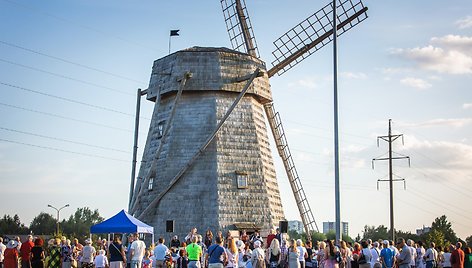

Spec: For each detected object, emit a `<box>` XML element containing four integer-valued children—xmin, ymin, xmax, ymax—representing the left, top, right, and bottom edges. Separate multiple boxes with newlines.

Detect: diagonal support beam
<box><xmin>136</xmin><ymin>68</ymin><xmax>262</xmax><ymax>219</ymax></box>
<box><xmin>130</xmin><ymin>71</ymin><xmax>192</xmax><ymax>214</ymax></box>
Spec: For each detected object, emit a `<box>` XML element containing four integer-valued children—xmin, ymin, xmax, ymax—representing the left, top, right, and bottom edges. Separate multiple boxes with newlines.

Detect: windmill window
<box><xmin>157</xmin><ymin>121</ymin><xmax>165</xmax><ymax>139</ymax></box>
<box><xmin>148</xmin><ymin>177</ymin><xmax>154</xmax><ymax>191</ymax></box>
<box><xmin>236</xmin><ymin>172</ymin><xmax>248</xmax><ymax>189</ymax></box>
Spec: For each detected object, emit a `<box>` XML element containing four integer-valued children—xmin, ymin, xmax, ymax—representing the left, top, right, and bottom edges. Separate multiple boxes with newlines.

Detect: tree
<box><xmin>29</xmin><ymin>212</ymin><xmax>56</xmax><ymax>235</ymax></box>
<box><xmin>363</xmin><ymin>225</ymin><xmax>389</xmax><ymax>241</ymax></box>
<box><xmin>395</xmin><ymin>230</ymin><xmax>419</xmax><ymax>243</ymax></box>
<box><xmin>0</xmin><ymin>214</ymin><xmax>29</xmax><ymax>234</ymax></box>
<box><xmin>311</xmin><ymin>232</ymin><xmax>327</xmax><ymax>244</ymax></box>
<box><xmin>431</xmin><ymin>215</ymin><xmax>458</xmax><ymax>243</ymax></box>
<box><xmin>466</xmin><ymin>235</ymin><xmax>472</xmax><ymax>248</ymax></box>
<box><xmin>61</xmin><ymin>207</ymin><xmax>104</xmax><ymax>240</ymax></box>
<box><xmin>425</xmin><ymin>229</ymin><xmax>446</xmax><ymax>248</ymax></box>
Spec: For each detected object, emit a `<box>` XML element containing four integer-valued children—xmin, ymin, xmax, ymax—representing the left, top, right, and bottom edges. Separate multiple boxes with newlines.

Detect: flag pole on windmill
<box><xmin>169</xmin><ymin>29</ymin><xmax>180</xmax><ymax>54</ymax></box>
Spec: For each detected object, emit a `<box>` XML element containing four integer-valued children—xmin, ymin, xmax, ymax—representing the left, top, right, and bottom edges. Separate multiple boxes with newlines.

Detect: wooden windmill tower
<box><xmin>129</xmin><ymin>0</ymin><xmax>368</xmax><ymax>239</ymax></box>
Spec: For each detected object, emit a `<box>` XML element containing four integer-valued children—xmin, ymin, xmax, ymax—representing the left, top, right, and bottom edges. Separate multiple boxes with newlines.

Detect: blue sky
<box><xmin>0</xmin><ymin>0</ymin><xmax>471</xmax><ymax>239</ymax></box>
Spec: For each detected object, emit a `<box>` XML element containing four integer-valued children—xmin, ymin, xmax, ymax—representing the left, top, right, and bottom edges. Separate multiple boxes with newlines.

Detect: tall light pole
<box><xmin>48</xmin><ymin>204</ymin><xmax>69</xmax><ymax>235</ymax></box>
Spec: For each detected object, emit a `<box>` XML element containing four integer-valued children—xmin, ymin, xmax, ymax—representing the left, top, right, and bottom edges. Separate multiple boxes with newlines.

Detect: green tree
<box><xmin>466</xmin><ymin>235</ymin><xmax>472</xmax><ymax>248</ymax></box>
<box><xmin>395</xmin><ymin>230</ymin><xmax>420</xmax><ymax>243</ymax></box>
<box><xmin>425</xmin><ymin>229</ymin><xmax>446</xmax><ymax>248</ymax></box>
<box><xmin>363</xmin><ymin>225</ymin><xmax>389</xmax><ymax>241</ymax></box>
<box><xmin>29</xmin><ymin>212</ymin><xmax>56</xmax><ymax>235</ymax></box>
<box><xmin>311</xmin><ymin>232</ymin><xmax>327</xmax><ymax>244</ymax></box>
<box><xmin>61</xmin><ymin>207</ymin><xmax>104</xmax><ymax>240</ymax></box>
<box><xmin>0</xmin><ymin>214</ymin><xmax>29</xmax><ymax>234</ymax></box>
<box><xmin>431</xmin><ymin>215</ymin><xmax>457</xmax><ymax>243</ymax></box>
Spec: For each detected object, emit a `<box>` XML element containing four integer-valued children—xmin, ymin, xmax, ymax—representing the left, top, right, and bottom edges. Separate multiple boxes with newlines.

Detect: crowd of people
<box><xmin>1</xmin><ymin>230</ymin><xmax>471</xmax><ymax>268</ymax></box>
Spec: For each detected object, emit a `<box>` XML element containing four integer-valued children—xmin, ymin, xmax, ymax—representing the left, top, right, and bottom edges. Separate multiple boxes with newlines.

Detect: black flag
<box><xmin>170</xmin><ymin>30</ymin><xmax>180</xmax><ymax>36</ymax></box>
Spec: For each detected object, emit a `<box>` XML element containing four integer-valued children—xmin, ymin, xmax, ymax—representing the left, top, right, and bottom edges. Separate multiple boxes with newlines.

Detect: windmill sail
<box><xmin>268</xmin><ymin>0</ymin><xmax>368</xmax><ymax>77</ymax></box>
<box><xmin>221</xmin><ymin>0</ymin><xmax>259</xmax><ymax>57</ymax></box>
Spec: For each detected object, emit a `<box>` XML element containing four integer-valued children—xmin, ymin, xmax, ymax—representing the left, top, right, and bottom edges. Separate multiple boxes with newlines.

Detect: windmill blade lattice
<box><xmin>269</xmin><ymin>0</ymin><xmax>368</xmax><ymax>77</ymax></box>
<box><xmin>221</xmin><ymin>0</ymin><xmax>259</xmax><ymax>57</ymax></box>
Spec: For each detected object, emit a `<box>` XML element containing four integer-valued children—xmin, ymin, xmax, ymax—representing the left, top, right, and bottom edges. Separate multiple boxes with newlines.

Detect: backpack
<box><xmin>255</xmin><ymin>250</ymin><xmax>265</xmax><ymax>268</ymax></box>
<box><xmin>358</xmin><ymin>251</ymin><xmax>367</xmax><ymax>265</ymax></box>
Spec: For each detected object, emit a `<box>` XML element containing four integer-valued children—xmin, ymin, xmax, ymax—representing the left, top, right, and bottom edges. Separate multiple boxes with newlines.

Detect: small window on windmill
<box><xmin>148</xmin><ymin>177</ymin><xmax>154</xmax><ymax>191</ymax></box>
<box><xmin>157</xmin><ymin>120</ymin><xmax>165</xmax><ymax>139</ymax></box>
<box><xmin>236</xmin><ymin>172</ymin><xmax>248</xmax><ymax>189</ymax></box>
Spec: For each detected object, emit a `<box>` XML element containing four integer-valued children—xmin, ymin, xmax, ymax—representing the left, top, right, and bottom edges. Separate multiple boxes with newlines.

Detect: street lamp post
<box><xmin>47</xmin><ymin>204</ymin><xmax>69</xmax><ymax>235</ymax></box>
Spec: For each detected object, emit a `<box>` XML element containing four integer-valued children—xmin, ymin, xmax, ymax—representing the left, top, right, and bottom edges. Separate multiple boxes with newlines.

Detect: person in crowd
<box><xmin>4</xmin><ymin>240</ymin><xmax>18</xmax><ymax>268</ymax></box>
<box><xmin>186</xmin><ymin>228</ymin><xmax>198</xmax><ymax>245</ymax></box>
<box><xmin>396</xmin><ymin>238</ymin><xmax>412</xmax><ymax>268</ymax></box>
<box><xmin>407</xmin><ymin>240</ymin><xmax>417</xmax><ymax>268</ymax></box>
<box><xmin>197</xmin><ymin>235</ymin><xmax>207</xmax><ymax>268</ymax></box>
<box><xmin>379</xmin><ymin>241</ymin><xmax>394</xmax><ymax>268</ymax></box>
<box><xmin>236</xmin><ymin>241</ymin><xmax>246</xmax><ymax>268</ymax></box>
<box><xmin>267</xmin><ymin>239</ymin><xmax>281</xmax><ymax>268</ymax></box>
<box><xmin>463</xmin><ymin>248</ymin><xmax>472</xmax><ymax>268</ymax></box>
<box><xmin>205</xmin><ymin>230</ymin><xmax>214</xmax><ymax>249</ymax></box>
<box><xmin>61</xmin><ymin>239</ymin><xmax>73</xmax><ymax>268</ymax></box>
<box><xmin>370</xmin><ymin>242</ymin><xmax>380</xmax><ymax>268</ymax></box>
<box><xmin>266</xmin><ymin>229</ymin><xmax>276</xmax><ymax>250</ymax></box>
<box><xmin>324</xmin><ymin>240</ymin><xmax>339</xmax><ymax>268</ymax></box>
<box><xmin>275</xmin><ymin>229</ymin><xmax>282</xmax><ymax>245</ymax></box>
<box><xmin>436</xmin><ymin>246</ymin><xmax>444</xmax><ymax>268</ymax></box>
<box><xmin>0</xmin><ymin>237</ymin><xmax>6</xmax><ymax>268</ymax></box>
<box><xmin>225</xmin><ymin>237</ymin><xmax>238</xmax><ymax>268</ymax></box>
<box><xmin>358</xmin><ymin>241</ymin><xmax>372</xmax><ymax>268</ymax></box>
<box><xmin>30</xmin><ymin>238</ymin><xmax>45</xmax><ymax>268</ymax></box>
<box><xmin>305</xmin><ymin>241</ymin><xmax>314</xmax><ymax>268</ymax></box>
<box><xmin>279</xmin><ymin>237</ymin><xmax>288</xmax><ymax>268</ymax></box>
<box><xmin>451</xmin><ymin>242</ymin><xmax>465</xmax><ymax>268</ymax></box>
<box><xmin>206</xmin><ymin>237</ymin><xmax>228</xmax><ymax>268</ymax></box>
<box><xmin>250</xmin><ymin>232</ymin><xmax>262</xmax><ymax>251</ymax></box>
<box><xmin>317</xmin><ymin>242</ymin><xmax>326</xmax><ymax>268</ymax></box>
<box><xmin>244</xmin><ymin>242</ymin><xmax>253</xmax><ymax>268</ymax></box>
<box><xmin>130</xmin><ymin>233</ymin><xmax>146</xmax><ymax>268</ymax></box>
<box><xmin>20</xmin><ymin>235</ymin><xmax>34</xmax><ymax>268</ymax></box>
<box><xmin>154</xmin><ymin>237</ymin><xmax>169</xmax><ymax>268</ymax></box>
<box><xmin>81</xmin><ymin>239</ymin><xmax>96</xmax><ymax>268</ymax></box>
<box><xmin>416</xmin><ymin>242</ymin><xmax>426</xmax><ymax>268</ymax></box>
<box><xmin>171</xmin><ymin>236</ymin><xmax>181</xmax><ymax>249</ymax></box>
<box><xmin>339</xmin><ymin>240</ymin><xmax>351</xmax><ymax>268</ymax></box>
<box><xmin>126</xmin><ymin>235</ymin><xmax>135</xmax><ymax>268</ymax></box>
<box><xmin>177</xmin><ymin>249</ymin><xmax>188</xmax><ymax>268</ymax></box>
<box><xmin>187</xmin><ymin>236</ymin><xmax>202</xmax><ymax>268</ymax></box>
<box><xmin>240</xmin><ymin>231</ymin><xmax>249</xmax><ymax>245</ymax></box>
<box><xmin>94</xmin><ymin>249</ymin><xmax>109</xmax><ymax>268</ymax></box>
<box><xmin>441</xmin><ymin>245</ymin><xmax>453</xmax><ymax>268</ymax></box>
<box><xmin>142</xmin><ymin>250</ymin><xmax>153</xmax><ymax>268</ymax></box>
<box><xmin>49</xmin><ymin>238</ymin><xmax>62</xmax><ymax>268</ymax></box>
<box><xmin>297</xmin><ymin>240</ymin><xmax>308</xmax><ymax>268</ymax></box>
<box><xmin>424</xmin><ymin>242</ymin><xmax>438</xmax><ymax>268</ymax></box>
<box><xmin>252</xmin><ymin>240</ymin><xmax>266</xmax><ymax>268</ymax></box>
<box><xmin>109</xmin><ymin>235</ymin><xmax>127</xmax><ymax>268</ymax></box>
<box><xmin>288</xmin><ymin>240</ymin><xmax>300</xmax><ymax>268</ymax></box>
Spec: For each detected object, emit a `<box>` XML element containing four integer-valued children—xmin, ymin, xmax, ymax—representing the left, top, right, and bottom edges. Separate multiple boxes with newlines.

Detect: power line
<box><xmin>0</xmin><ymin>137</ymin><xmax>128</xmax><ymax>162</ymax></box>
<box><xmin>0</xmin><ymin>102</ymin><xmax>133</xmax><ymax>133</ymax></box>
<box><xmin>1</xmin><ymin>0</ymin><xmax>159</xmax><ymax>53</ymax></box>
<box><xmin>0</xmin><ymin>40</ymin><xmax>145</xmax><ymax>84</ymax></box>
<box><xmin>0</xmin><ymin>81</ymin><xmax>150</xmax><ymax>120</ymax></box>
<box><xmin>0</xmin><ymin>126</ymin><xmax>130</xmax><ymax>154</ymax></box>
<box><xmin>0</xmin><ymin>58</ymin><xmax>133</xmax><ymax>96</ymax></box>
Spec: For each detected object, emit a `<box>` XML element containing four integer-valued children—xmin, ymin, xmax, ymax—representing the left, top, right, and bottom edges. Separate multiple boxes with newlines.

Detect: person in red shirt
<box><xmin>20</xmin><ymin>235</ymin><xmax>35</xmax><ymax>268</ymax></box>
<box><xmin>266</xmin><ymin>228</ymin><xmax>276</xmax><ymax>249</ymax></box>
<box><xmin>4</xmin><ymin>240</ymin><xmax>18</xmax><ymax>268</ymax></box>
<box><xmin>451</xmin><ymin>242</ymin><xmax>465</xmax><ymax>268</ymax></box>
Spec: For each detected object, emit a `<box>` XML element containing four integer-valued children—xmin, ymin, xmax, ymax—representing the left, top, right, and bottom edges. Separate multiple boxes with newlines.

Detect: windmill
<box><xmin>128</xmin><ymin>0</ymin><xmax>368</xmax><ymax>239</ymax></box>
<box><xmin>220</xmin><ymin>0</ymin><xmax>368</xmax><ymax>237</ymax></box>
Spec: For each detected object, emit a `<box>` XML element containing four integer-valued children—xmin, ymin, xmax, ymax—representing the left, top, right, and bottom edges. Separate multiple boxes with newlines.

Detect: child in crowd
<box><xmin>94</xmin><ymin>249</ymin><xmax>109</xmax><ymax>268</ymax></box>
<box><xmin>143</xmin><ymin>250</ymin><xmax>153</xmax><ymax>268</ymax></box>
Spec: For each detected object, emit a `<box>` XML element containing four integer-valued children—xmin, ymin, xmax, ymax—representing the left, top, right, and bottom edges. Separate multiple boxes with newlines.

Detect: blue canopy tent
<box><xmin>90</xmin><ymin>209</ymin><xmax>154</xmax><ymax>243</ymax></box>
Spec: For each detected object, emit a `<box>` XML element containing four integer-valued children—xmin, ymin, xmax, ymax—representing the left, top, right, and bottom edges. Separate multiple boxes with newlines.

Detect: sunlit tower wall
<box><xmin>132</xmin><ymin>47</ymin><xmax>285</xmax><ymax>237</ymax></box>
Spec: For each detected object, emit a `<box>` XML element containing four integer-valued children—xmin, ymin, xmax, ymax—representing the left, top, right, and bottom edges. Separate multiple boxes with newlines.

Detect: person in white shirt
<box><xmin>371</xmin><ymin>242</ymin><xmax>381</xmax><ymax>268</ymax></box>
<box><xmin>297</xmin><ymin>239</ymin><xmax>308</xmax><ymax>268</ymax></box>
<box><xmin>130</xmin><ymin>233</ymin><xmax>146</xmax><ymax>268</ymax></box>
<box><xmin>407</xmin><ymin>240</ymin><xmax>417</xmax><ymax>268</ymax></box>
<box><xmin>94</xmin><ymin>250</ymin><xmax>109</xmax><ymax>268</ymax></box>
<box><xmin>0</xmin><ymin>237</ymin><xmax>6</xmax><ymax>268</ymax></box>
<box><xmin>153</xmin><ymin>237</ymin><xmax>169</xmax><ymax>268</ymax></box>
<box><xmin>424</xmin><ymin>243</ymin><xmax>438</xmax><ymax>268</ymax></box>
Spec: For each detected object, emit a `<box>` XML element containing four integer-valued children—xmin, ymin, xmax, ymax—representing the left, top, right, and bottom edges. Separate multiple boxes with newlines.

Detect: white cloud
<box><xmin>400</xmin><ymin>77</ymin><xmax>432</xmax><ymax>90</ymax></box>
<box><xmin>431</xmin><ymin>35</ymin><xmax>472</xmax><ymax>54</ymax></box>
<box><xmin>398</xmin><ymin>118</ymin><xmax>472</xmax><ymax>128</ymax></box>
<box><xmin>341</xmin><ymin>72</ymin><xmax>367</xmax><ymax>79</ymax></box>
<box><xmin>456</xmin><ymin>16</ymin><xmax>472</xmax><ymax>29</ymax></box>
<box><xmin>288</xmin><ymin>78</ymin><xmax>317</xmax><ymax>90</ymax></box>
<box><xmin>463</xmin><ymin>103</ymin><xmax>472</xmax><ymax>109</ymax></box>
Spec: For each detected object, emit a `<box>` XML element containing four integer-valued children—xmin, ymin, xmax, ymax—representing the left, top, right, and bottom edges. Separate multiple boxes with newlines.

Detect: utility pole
<box><xmin>372</xmin><ymin>119</ymin><xmax>410</xmax><ymax>241</ymax></box>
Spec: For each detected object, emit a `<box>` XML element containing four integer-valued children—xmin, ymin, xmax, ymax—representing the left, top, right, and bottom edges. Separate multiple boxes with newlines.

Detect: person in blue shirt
<box><xmin>206</xmin><ymin>237</ymin><xmax>228</xmax><ymax>268</ymax></box>
<box><xmin>380</xmin><ymin>240</ymin><xmax>395</xmax><ymax>268</ymax></box>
